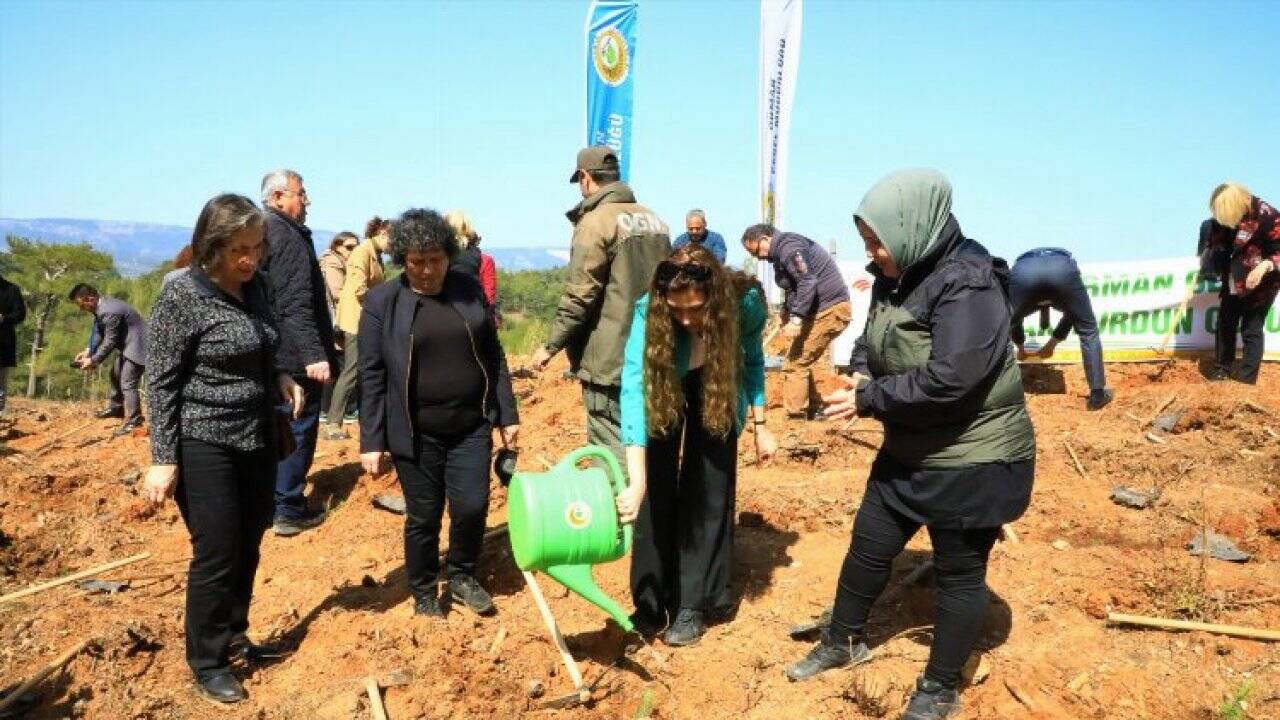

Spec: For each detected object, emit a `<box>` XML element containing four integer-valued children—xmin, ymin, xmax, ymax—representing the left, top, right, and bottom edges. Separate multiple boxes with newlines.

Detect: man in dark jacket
<box><xmin>1008</xmin><ymin>248</ymin><xmax>1114</xmax><ymax>410</ymax></box>
<box><xmin>742</xmin><ymin>224</ymin><xmax>852</xmax><ymax>419</ymax></box>
<box><xmin>530</xmin><ymin>146</ymin><xmax>671</xmax><ymax>465</ymax></box>
<box><xmin>70</xmin><ymin>284</ymin><xmax>147</xmax><ymax>436</ymax></box>
<box><xmin>0</xmin><ymin>273</ymin><xmax>26</xmax><ymax>416</ymax></box>
<box><xmin>259</xmin><ymin>168</ymin><xmax>339</xmax><ymax>536</ymax></box>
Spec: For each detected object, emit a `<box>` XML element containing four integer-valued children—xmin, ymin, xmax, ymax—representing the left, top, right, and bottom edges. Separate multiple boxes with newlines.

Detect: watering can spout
<box><xmin>544</xmin><ymin>564</ymin><xmax>635</xmax><ymax>633</ymax></box>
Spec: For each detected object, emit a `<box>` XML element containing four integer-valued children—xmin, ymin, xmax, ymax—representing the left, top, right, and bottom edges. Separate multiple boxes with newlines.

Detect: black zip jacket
<box><xmin>768</xmin><ymin>231</ymin><xmax>850</xmax><ymax>318</ymax></box>
<box><xmin>260</xmin><ymin>208</ymin><xmax>339</xmax><ymax>376</ymax></box>
<box><xmin>0</xmin><ymin>275</ymin><xmax>27</xmax><ymax>368</ymax></box>
<box><xmin>849</xmin><ymin>219</ymin><xmax>1024</xmax><ymax>430</ymax></box>
<box><xmin>358</xmin><ymin>271</ymin><xmax>518</xmax><ymax>459</ymax></box>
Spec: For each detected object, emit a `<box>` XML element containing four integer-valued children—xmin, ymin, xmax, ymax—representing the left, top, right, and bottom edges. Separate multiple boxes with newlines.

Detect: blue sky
<box><xmin>1</xmin><ymin>0</ymin><xmax>1276</xmax><ymax>268</ymax></box>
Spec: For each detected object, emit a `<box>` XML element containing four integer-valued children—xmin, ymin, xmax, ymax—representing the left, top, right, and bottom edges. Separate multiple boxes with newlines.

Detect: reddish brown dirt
<box><xmin>2</xmin><ymin>358</ymin><xmax>1278</xmax><ymax>719</ymax></box>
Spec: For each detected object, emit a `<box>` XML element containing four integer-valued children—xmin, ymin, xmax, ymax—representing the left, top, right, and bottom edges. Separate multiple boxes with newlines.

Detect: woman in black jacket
<box><xmin>143</xmin><ymin>194</ymin><xmax>304</xmax><ymax>705</ymax></box>
<box><xmin>785</xmin><ymin>170</ymin><xmax>1035</xmax><ymax>720</ymax></box>
<box><xmin>358</xmin><ymin>208</ymin><xmax>519</xmax><ymax>618</ymax></box>
<box><xmin>0</xmin><ymin>272</ymin><xmax>26</xmax><ymax>416</ymax></box>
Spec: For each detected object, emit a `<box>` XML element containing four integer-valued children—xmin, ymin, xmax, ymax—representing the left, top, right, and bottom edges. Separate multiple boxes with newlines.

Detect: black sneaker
<box><xmin>628</xmin><ymin>611</ymin><xmax>666</xmax><ymax>638</ymax></box>
<box><xmin>195</xmin><ymin>670</ymin><xmax>246</xmax><ymax>704</ymax></box>
<box><xmin>448</xmin><ymin>575</ymin><xmax>496</xmax><ymax>616</ymax></box>
<box><xmin>663</xmin><ymin>608</ymin><xmax>706</xmax><ymax>647</ymax></box>
<box><xmin>94</xmin><ymin>406</ymin><xmax>125</xmax><ymax>419</ymax></box>
<box><xmin>784</xmin><ymin>638</ymin><xmax>871</xmax><ymax>681</ymax></box>
<box><xmin>272</xmin><ymin>507</ymin><xmax>327</xmax><ymax>537</ymax></box>
<box><xmin>414</xmin><ymin>591</ymin><xmax>444</xmax><ymax>618</ymax></box>
<box><xmin>707</xmin><ymin>602</ymin><xmax>739</xmax><ymax>624</ymax></box>
<box><xmin>902</xmin><ymin>677</ymin><xmax>960</xmax><ymax>719</ymax></box>
<box><xmin>112</xmin><ymin>416</ymin><xmax>144</xmax><ymax>438</ymax></box>
<box><xmin>228</xmin><ymin>633</ymin><xmax>289</xmax><ymax>664</ymax></box>
<box><xmin>1085</xmin><ymin>389</ymin><xmax>1114</xmax><ymax>411</ymax></box>
<box><xmin>1207</xmin><ymin>367</ymin><xmax>1231</xmax><ymax>382</ymax></box>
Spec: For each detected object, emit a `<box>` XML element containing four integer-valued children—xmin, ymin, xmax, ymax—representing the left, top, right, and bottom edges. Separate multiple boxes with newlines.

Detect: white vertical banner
<box><xmin>758</xmin><ymin>0</ymin><xmax>802</xmax><ymax>304</ymax></box>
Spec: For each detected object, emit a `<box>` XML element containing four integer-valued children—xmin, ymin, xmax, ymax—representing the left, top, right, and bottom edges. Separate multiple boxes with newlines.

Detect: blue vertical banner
<box><xmin>585</xmin><ymin>1</ymin><xmax>637</xmax><ymax>181</ymax></box>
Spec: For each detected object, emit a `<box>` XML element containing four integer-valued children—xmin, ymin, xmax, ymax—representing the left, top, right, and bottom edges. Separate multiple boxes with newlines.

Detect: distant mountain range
<box><xmin>0</xmin><ymin>218</ymin><xmax>569</xmax><ymax>275</ymax></box>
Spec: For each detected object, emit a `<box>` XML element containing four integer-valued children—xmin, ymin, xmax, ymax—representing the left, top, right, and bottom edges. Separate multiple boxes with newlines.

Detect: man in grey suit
<box><xmin>70</xmin><ymin>283</ymin><xmax>147</xmax><ymax>437</ymax></box>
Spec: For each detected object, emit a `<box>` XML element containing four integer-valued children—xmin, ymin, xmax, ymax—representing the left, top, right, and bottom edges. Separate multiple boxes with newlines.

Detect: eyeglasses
<box><xmin>655</xmin><ymin>260</ymin><xmax>712</xmax><ymax>289</ymax></box>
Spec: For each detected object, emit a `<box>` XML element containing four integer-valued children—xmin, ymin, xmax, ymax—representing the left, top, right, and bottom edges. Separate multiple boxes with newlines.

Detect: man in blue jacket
<box><xmin>672</xmin><ymin>209</ymin><xmax>727</xmax><ymax>264</ymax></box>
<box><xmin>742</xmin><ymin>224</ymin><xmax>851</xmax><ymax>419</ymax></box>
<box><xmin>70</xmin><ymin>284</ymin><xmax>147</xmax><ymax>436</ymax></box>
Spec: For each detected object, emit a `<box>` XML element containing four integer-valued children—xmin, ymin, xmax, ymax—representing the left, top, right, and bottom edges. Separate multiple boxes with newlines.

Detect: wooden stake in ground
<box><xmin>0</xmin><ymin>552</ymin><xmax>151</xmax><ymax>604</ymax></box>
<box><xmin>1157</xmin><ymin>284</ymin><xmax>1196</xmax><ymax>354</ymax></box>
<box><xmin>1106</xmin><ymin>613</ymin><xmax>1280</xmax><ymax>642</ymax></box>
<box><xmin>522</xmin><ymin>570</ymin><xmax>590</xmax><ymax>704</ymax></box>
<box><xmin>488</xmin><ymin>627</ymin><xmax>508</xmax><ymax>657</ymax></box>
<box><xmin>1064</xmin><ymin>442</ymin><xmax>1088</xmax><ymax>480</ymax></box>
<box><xmin>28</xmin><ymin>419</ymin><xmax>95</xmax><ymax>458</ymax></box>
<box><xmin>365</xmin><ymin>677</ymin><xmax>388</xmax><ymax>720</ymax></box>
<box><xmin>0</xmin><ymin>637</ymin><xmax>95</xmax><ymax>713</ymax></box>
<box><xmin>1000</xmin><ymin>524</ymin><xmax>1020</xmax><ymax>544</ymax></box>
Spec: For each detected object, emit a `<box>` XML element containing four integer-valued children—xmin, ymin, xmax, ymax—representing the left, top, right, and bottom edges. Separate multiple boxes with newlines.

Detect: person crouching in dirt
<box><xmin>69</xmin><ymin>283</ymin><xmax>148</xmax><ymax>437</ymax></box>
<box><xmin>786</xmin><ymin>170</ymin><xmax>1035</xmax><ymax>720</ymax></box>
<box><xmin>616</xmin><ymin>245</ymin><xmax>777</xmax><ymax>646</ymax></box>
<box><xmin>357</xmin><ymin>208</ymin><xmax>519</xmax><ymax>619</ymax></box>
<box><xmin>142</xmin><ymin>194</ymin><xmax>305</xmax><ymax>705</ymax></box>
<box><xmin>1007</xmin><ymin>248</ymin><xmax>1114</xmax><ymax>410</ymax></box>
<box><xmin>1205</xmin><ymin>182</ymin><xmax>1280</xmax><ymax>384</ymax></box>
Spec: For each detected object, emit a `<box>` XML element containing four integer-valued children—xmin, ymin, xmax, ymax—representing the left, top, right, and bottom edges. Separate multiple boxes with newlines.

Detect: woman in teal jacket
<box><xmin>617</xmin><ymin>244</ymin><xmax>776</xmax><ymax>647</ymax></box>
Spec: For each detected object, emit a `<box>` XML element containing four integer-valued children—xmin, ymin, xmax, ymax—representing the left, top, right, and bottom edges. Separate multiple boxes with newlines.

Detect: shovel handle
<box><xmin>365</xmin><ymin>677</ymin><xmax>388</xmax><ymax>720</ymax></box>
<box><xmin>523</xmin><ymin>570</ymin><xmax>587</xmax><ymax>690</ymax></box>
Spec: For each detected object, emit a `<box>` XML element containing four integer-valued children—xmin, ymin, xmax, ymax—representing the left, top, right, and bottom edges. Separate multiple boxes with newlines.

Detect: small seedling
<box><xmin>1218</xmin><ymin>679</ymin><xmax>1254</xmax><ymax>720</ymax></box>
<box><xmin>633</xmin><ymin>689</ymin><xmax>656</xmax><ymax>719</ymax></box>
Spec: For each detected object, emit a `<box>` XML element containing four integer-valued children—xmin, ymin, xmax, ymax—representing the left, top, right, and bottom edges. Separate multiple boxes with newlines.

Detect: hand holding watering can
<box><xmin>615</xmin><ymin>446</ymin><xmax>648</xmax><ymax>524</ymax></box>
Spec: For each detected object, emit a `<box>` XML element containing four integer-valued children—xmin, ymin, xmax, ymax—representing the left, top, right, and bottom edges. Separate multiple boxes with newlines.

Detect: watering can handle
<box><xmin>558</xmin><ymin>445</ymin><xmax>627</xmax><ymax>498</ymax></box>
<box><xmin>557</xmin><ymin>444</ymin><xmax>634</xmax><ymax>555</ymax></box>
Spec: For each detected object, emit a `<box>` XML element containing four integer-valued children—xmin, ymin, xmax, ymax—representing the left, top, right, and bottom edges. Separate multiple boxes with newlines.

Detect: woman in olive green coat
<box><xmin>786</xmin><ymin>169</ymin><xmax>1035</xmax><ymax>720</ymax></box>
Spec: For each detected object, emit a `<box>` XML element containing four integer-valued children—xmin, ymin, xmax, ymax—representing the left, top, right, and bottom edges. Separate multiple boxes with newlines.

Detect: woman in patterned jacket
<box><xmin>143</xmin><ymin>194</ymin><xmax>304</xmax><ymax>705</ymax></box>
<box><xmin>1207</xmin><ymin>182</ymin><xmax>1280</xmax><ymax>384</ymax></box>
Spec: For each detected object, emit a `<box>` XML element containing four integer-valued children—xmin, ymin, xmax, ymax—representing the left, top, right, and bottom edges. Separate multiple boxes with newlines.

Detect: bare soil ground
<box><xmin>1</xmin><ymin>358</ymin><xmax>1278</xmax><ymax>719</ymax></box>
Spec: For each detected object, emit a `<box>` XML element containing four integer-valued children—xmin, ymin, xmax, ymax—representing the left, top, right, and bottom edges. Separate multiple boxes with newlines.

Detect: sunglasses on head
<box><xmin>655</xmin><ymin>260</ymin><xmax>713</xmax><ymax>289</ymax></box>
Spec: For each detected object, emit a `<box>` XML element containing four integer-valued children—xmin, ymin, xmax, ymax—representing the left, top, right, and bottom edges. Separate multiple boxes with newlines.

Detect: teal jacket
<box><xmin>621</xmin><ymin>287</ymin><xmax>768</xmax><ymax>447</ymax></box>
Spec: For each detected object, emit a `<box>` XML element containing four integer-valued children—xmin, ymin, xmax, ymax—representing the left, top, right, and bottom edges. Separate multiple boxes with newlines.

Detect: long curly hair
<box><xmin>644</xmin><ymin>245</ymin><xmax>761</xmax><ymax>438</ymax></box>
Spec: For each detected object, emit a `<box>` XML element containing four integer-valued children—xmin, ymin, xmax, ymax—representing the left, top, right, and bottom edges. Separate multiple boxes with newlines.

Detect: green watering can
<box><xmin>507</xmin><ymin>445</ymin><xmax>634</xmax><ymax>632</ymax></box>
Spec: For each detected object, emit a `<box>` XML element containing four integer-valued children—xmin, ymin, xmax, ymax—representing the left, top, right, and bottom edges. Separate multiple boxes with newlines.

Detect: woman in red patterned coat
<box><xmin>1208</xmin><ymin>182</ymin><xmax>1280</xmax><ymax>384</ymax></box>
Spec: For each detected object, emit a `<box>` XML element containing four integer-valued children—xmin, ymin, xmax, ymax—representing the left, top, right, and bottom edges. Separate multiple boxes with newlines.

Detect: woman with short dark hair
<box><xmin>358</xmin><ymin>208</ymin><xmax>519</xmax><ymax>618</ymax></box>
<box><xmin>143</xmin><ymin>193</ymin><xmax>304</xmax><ymax>705</ymax></box>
